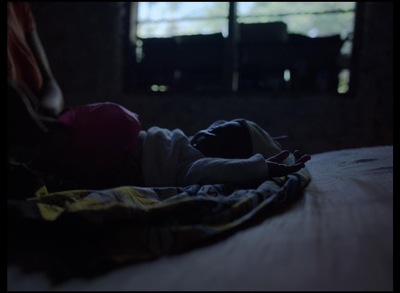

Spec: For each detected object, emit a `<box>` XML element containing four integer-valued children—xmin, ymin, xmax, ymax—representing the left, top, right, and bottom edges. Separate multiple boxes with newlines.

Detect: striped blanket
<box><xmin>8</xmin><ymin>164</ymin><xmax>311</xmax><ymax>277</ymax></box>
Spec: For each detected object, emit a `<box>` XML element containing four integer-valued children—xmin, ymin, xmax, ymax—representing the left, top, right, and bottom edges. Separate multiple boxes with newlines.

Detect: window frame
<box><xmin>127</xmin><ymin>2</ymin><xmax>357</xmax><ymax>94</ymax></box>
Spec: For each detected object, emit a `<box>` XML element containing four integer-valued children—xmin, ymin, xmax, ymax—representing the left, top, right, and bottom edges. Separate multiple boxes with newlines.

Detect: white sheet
<box><xmin>7</xmin><ymin>146</ymin><xmax>393</xmax><ymax>291</ymax></box>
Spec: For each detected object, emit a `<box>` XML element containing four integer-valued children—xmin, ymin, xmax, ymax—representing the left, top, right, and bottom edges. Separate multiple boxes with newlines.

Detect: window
<box><xmin>236</xmin><ymin>2</ymin><xmax>356</xmax><ymax>93</ymax></box>
<box><xmin>236</xmin><ymin>2</ymin><xmax>356</xmax><ymax>55</ymax></box>
<box><xmin>135</xmin><ymin>2</ymin><xmax>229</xmax><ymax>38</ymax></box>
<box><xmin>134</xmin><ymin>2</ymin><xmax>355</xmax><ymax>45</ymax></box>
<box><xmin>131</xmin><ymin>2</ymin><xmax>356</xmax><ymax>93</ymax></box>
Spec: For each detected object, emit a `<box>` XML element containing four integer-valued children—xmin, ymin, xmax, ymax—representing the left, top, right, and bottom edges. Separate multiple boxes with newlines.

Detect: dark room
<box><xmin>7</xmin><ymin>2</ymin><xmax>393</xmax><ymax>291</ymax></box>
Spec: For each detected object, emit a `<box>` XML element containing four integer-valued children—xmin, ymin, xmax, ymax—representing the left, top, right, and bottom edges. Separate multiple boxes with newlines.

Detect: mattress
<box><xmin>7</xmin><ymin>145</ymin><xmax>393</xmax><ymax>291</ymax></box>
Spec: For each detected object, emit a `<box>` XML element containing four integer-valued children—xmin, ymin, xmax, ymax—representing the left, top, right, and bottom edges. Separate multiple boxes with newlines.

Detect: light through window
<box><xmin>135</xmin><ymin>2</ymin><xmax>229</xmax><ymax>38</ymax></box>
<box><xmin>237</xmin><ymin>2</ymin><xmax>356</xmax><ymax>55</ymax></box>
<box><xmin>132</xmin><ymin>2</ymin><xmax>356</xmax><ymax>94</ymax></box>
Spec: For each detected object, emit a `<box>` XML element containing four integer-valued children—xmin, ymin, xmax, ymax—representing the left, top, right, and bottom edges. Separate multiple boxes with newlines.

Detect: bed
<box><xmin>7</xmin><ymin>145</ymin><xmax>393</xmax><ymax>291</ymax></box>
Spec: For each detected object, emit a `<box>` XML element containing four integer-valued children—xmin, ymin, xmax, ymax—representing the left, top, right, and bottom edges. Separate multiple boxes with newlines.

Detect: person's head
<box><xmin>190</xmin><ymin>120</ymin><xmax>252</xmax><ymax>159</ymax></box>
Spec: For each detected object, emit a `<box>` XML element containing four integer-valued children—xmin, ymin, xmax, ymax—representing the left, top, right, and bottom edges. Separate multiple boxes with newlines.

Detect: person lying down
<box><xmin>31</xmin><ymin>102</ymin><xmax>311</xmax><ymax>189</ymax></box>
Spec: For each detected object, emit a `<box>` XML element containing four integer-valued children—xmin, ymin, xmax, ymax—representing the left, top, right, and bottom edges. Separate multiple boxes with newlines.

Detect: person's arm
<box><xmin>7</xmin><ymin>78</ymin><xmax>64</xmax><ymax>149</ymax></box>
<box><xmin>184</xmin><ymin>150</ymin><xmax>311</xmax><ymax>186</ymax></box>
<box><xmin>26</xmin><ymin>29</ymin><xmax>64</xmax><ymax>117</ymax></box>
<box><xmin>7</xmin><ymin>79</ymin><xmax>51</xmax><ymax>148</ymax></box>
<box><xmin>185</xmin><ymin>154</ymin><xmax>270</xmax><ymax>186</ymax></box>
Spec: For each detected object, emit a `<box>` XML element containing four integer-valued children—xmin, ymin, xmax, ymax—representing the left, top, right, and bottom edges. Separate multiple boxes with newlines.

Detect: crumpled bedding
<box><xmin>7</xmin><ymin>165</ymin><xmax>311</xmax><ymax>277</ymax></box>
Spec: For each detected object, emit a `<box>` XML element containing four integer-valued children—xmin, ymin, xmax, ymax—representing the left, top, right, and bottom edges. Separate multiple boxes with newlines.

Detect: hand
<box><xmin>266</xmin><ymin>150</ymin><xmax>311</xmax><ymax>178</ymax></box>
<box><xmin>38</xmin><ymin>79</ymin><xmax>64</xmax><ymax>117</ymax></box>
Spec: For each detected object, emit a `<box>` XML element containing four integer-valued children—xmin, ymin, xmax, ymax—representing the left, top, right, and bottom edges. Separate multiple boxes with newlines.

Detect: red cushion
<box><xmin>57</xmin><ymin>102</ymin><xmax>141</xmax><ymax>172</ymax></box>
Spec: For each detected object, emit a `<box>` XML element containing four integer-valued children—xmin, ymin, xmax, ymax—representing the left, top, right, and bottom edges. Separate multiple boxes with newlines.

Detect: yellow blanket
<box><xmin>8</xmin><ymin>166</ymin><xmax>311</xmax><ymax>276</ymax></box>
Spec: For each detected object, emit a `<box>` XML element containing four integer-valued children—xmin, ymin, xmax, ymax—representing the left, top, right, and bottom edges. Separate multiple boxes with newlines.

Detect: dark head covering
<box><xmin>191</xmin><ymin>119</ymin><xmax>282</xmax><ymax>159</ymax></box>
<box><xmin>190</xmin><ymin>120</ymin><xmax>252</xmax><ymax>159</ymax></box>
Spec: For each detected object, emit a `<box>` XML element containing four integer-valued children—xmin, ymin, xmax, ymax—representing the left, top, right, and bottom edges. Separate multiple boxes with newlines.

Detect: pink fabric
<box><xmin>58</xmin><ymin>102</ymin><xmax>141</xmax><ymax>171</ymax></box>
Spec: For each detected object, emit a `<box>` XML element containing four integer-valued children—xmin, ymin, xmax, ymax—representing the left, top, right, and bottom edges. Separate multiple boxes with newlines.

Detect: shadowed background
<box><xmin>30</xmin><ymin>2</ymin><xmax>393</xmax><ymax>155</ymax></box>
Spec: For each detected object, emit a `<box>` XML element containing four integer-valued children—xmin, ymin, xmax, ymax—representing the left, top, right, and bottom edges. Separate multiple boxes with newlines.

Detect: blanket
<box><xmin>7</xmin><ymin>164</ymin><xmax>311</xmax><ymax>278</ymax></box>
